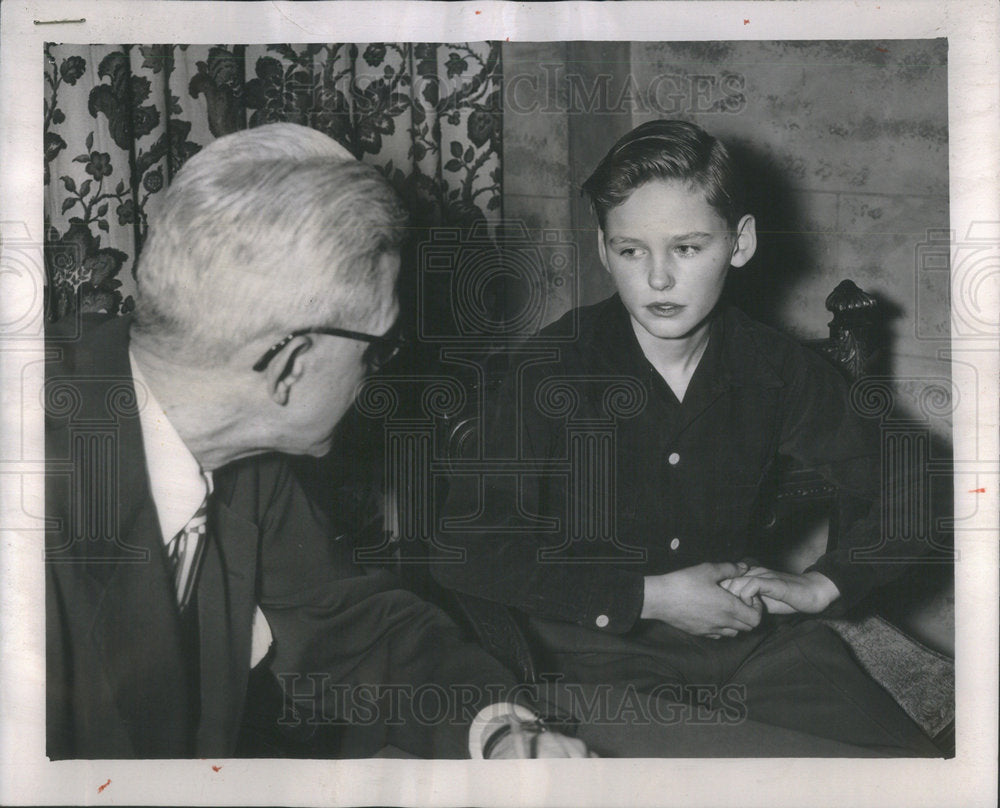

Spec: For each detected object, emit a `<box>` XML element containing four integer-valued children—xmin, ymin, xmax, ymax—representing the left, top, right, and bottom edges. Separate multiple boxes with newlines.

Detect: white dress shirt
<box><xmin>129</xmin><ymin>352</ymin><xmax>273</xmax><ymax>667</ymax></box>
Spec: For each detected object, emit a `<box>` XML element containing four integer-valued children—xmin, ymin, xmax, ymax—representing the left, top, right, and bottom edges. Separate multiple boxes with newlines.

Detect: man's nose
<box><xmin>647</xmin><ymin>258</ymin><xmax>675</xmax><ymax>291</ymax></box>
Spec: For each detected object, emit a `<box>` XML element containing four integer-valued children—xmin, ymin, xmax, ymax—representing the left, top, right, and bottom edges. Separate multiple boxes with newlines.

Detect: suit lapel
<box><xmin>194</xmin><ymin>497</ymin><xmax>260</xmax><ymax>756</ymax></box>
<box><xmin>89</xmin><ymin>515</ymin><xmax>195</xmax><ymax>757</ymax></box>
<box><xmin>73</xmin><ymin>319</ymin><xmax>195</xmax><ymax>756</ymax></box>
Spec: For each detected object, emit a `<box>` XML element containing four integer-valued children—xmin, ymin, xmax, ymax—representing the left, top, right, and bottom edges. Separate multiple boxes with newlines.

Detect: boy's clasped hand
<box><xmin>641</xmin><ymin>561</ymin><xmax>840</xmax><ymax>639</ymax></box>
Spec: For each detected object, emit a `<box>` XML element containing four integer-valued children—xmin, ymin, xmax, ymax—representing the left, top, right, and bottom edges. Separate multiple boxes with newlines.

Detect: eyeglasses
<box><xmin>252</xmin><ymin>325</ymin><xmax>405</xmax><ymax>374</ymax></box>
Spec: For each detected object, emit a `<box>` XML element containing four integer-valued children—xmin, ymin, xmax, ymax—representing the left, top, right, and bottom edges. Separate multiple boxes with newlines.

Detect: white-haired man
<box><xmin>45</xmin><ymin>123</ymin><xmax>585</xmax><ymax>760</ymax></box>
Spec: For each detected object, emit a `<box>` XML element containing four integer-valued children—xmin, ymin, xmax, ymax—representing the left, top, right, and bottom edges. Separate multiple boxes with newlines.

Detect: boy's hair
<box><xmin>581</xmin><ymin>119</ymin><xmax>746</xmax><ymax>230</ymax></box>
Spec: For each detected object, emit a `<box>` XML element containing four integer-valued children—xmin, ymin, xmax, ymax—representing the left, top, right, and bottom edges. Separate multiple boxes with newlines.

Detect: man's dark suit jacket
<box><xmin>45</xmin><ymin>315</ymin><xmax>512</xmax><ymax>759</ymax></box>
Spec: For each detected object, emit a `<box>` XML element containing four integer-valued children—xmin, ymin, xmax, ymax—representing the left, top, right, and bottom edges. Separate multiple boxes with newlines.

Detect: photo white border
<box><xmin>2</xmin><ymin>2</ymin><xmax>997</xmax><ymax>806</ymax></box>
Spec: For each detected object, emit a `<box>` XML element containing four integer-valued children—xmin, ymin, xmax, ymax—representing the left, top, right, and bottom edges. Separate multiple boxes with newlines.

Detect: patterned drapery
<box><xmin>43</xmin><ymin>42</ymin><xmax>503</xmax><ymax>321</ymax></box>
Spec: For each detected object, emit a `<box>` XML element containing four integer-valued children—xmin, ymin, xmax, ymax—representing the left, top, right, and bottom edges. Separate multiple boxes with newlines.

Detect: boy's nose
<box><xmin>647</xmin><ymin>260</ymin><xmax>675</xmax><ymax>291</ymax></box>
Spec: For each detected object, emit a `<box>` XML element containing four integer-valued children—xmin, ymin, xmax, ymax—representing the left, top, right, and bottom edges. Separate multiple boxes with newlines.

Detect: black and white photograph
<box><xmin>1</xmin><ymin>2</ymin><xmax>997</xmax><ymax>806</ymax></box>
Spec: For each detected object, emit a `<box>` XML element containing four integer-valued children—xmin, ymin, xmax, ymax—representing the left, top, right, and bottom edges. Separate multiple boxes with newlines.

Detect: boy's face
<box><xmin>598</xmin><ymin>179</ymin><xmax>756</xmax><ymax>345</ymax></box>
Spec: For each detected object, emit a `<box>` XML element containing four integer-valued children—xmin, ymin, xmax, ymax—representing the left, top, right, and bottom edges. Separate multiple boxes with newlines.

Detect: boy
<box><xmin>434</xmin><ymin>120</ymin><xmax>939</xmax><ymax>755</ymax></box>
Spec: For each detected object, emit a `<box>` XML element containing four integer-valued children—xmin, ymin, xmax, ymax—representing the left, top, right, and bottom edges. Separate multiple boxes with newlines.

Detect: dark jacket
<box><xmin>433</xmin><ymin>296</ymin><xmax>899</xmax><ymax>635</ymax></box>
<box><xmin>45</xmin><ymin>315</ymin><xmax>512</xmax><ymax>759</ymax></box>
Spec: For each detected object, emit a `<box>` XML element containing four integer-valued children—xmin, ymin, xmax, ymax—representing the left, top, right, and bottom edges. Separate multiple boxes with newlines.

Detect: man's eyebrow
<box><xmin>607</xmin><ymin>235</ymin><xmax>644</xmax><ymax>244</ymax></box>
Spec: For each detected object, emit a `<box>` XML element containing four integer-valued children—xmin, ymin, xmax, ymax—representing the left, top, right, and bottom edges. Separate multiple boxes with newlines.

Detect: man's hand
<box><xmin>641</xmin><ymin>562</ymin><xmax>763</xmax><ymax>637</ymax></box>
<box><xmin>472</xmin><ymin>704</ymin><xmax>594</xmax><ymax>758</ymax></box>
<box><xmin>720</xmin><ymin>568</ymin><xmax>840</xmax><ymax>615</ymax></box>
<box><xmin>487</xmin><ymin>726</ymin><xmax>592</xmax><ymax>758</ymax></box>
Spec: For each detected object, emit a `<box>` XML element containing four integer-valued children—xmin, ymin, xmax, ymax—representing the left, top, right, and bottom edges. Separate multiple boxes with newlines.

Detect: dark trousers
<box><xmin>528</xmin><ymin>615</ymin><xmax>941</xmax><ymax>757</ymax></box>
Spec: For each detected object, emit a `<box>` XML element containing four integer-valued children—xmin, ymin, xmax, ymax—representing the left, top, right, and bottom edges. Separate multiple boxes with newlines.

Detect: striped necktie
<box><xmin>166</xmin><ymin>495</ymin><xmax>209</xmax><ymax>612</ymax></box>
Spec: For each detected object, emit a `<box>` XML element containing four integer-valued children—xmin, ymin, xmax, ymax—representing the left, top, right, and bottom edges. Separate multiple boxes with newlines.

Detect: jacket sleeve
<box><xmin>775</xmin><ymin>347</ymin><xmax>919</xmax><ymax>610</ymax></box>
<box><xmin>252</xmin><ymin>457</ymin><xmax>516</xmax><ymax>759</ymax></box>
<box><xmin>431</xmin><ymin>368</ymin><xmax>645</xmax><ymax>635</ymax></box>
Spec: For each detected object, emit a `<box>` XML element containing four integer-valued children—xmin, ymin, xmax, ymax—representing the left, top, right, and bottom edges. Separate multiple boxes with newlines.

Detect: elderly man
<box><xmin>44</xmin><ymin>123</ymin><xmax>583</xmax><ymax>760</ymax></box>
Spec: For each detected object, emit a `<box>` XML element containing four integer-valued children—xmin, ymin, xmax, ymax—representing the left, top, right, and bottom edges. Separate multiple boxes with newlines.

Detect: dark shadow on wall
<box><xmin>720</xmin><ymin>140</ymin><xmax>816</xmax><ymax>328</ymax></box>
<box><xmin>866</xmin><ymin>292</ymin><xmax>905</xmax><ymax>380</ymax></box>
<box><xmin>720</xmin><ymin>142</ymin><xmax>929</xmax><ymax>391</ymax></box>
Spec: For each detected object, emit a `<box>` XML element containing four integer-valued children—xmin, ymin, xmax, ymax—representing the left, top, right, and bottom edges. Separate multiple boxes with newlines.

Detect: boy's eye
<box><xmin>675</xmin><ymin>245</ymin><xmax>700</xmax><ymax>256</ymax></box>
<box><xmin>618</xmin><ymin>247</ymin><xmax>644</xmax><ymax>258</ymax></box>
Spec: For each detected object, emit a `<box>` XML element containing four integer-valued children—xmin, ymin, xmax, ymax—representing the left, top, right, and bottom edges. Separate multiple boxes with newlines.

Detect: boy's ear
<box><xmin>596</xmin><ymin>227</ymin><xmax>610</xmax><ymax>271</ymax></box>
<box><xmin>729</xmin><ymin>214</ymin><xmax>757</xmax><ymax>269</ymax></box>
<box><xmin>264</xmin><ymin>335</ymin><xmax>312</xmax><ymax>406</ymax></box>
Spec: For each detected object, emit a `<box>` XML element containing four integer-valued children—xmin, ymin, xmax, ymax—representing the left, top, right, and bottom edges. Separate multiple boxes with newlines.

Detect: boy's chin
<box><xmin>635</xmin><ymin>313</ymin><xmax>701</xmax><ymax>341</ymax></box>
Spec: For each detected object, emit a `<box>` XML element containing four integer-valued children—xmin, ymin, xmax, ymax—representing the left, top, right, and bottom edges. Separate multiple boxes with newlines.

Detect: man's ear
<box><xmin>729</xmin><ymin>214</ymin><xmax>757</xmax><ymax>268</ymax></box>
<box><xmin>264</xmin><ymin>335</ymin><xmax>312</xmax><ymax>406</ymax></box>
<box><xmin>596</xmin><ymin>227</ymin><xmax>610</xmax><ymax>272</ymax></box>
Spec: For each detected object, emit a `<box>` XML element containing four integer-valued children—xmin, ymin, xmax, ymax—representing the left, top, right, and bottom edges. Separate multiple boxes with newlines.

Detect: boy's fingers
<box><xmin>711</xmin><ymin>561</ymin><xmax>746</xmax><ymax>580</ymax></box>
<box><xmin>761</xmin><ymin>594</ymin><xmax>791</xmax><ymax>613</ymax></box>
<box><xmin>726</xmin><ymin>576</ymin><xmax>759</xmax><ymax>601</ymax></box>
<box><xmin>728</xmin><ymin>601</ymin><xmax>763</xmax><ymax>630</ymax></box>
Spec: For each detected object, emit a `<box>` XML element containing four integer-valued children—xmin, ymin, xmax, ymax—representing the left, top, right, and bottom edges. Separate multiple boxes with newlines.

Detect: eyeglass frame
<box><xmin>252</xmin><ymin>326</ymin><xmax>405</xmax><ymax>373</ymax></box>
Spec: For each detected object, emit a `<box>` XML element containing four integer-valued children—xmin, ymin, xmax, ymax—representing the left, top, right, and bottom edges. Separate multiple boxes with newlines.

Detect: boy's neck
<box><xmin>630</xmin><ymin>316</ymin><xmax>713</xmax><ymax>403</ymax></box>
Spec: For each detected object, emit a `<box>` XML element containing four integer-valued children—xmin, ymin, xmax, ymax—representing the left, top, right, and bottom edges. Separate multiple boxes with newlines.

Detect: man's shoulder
<box><xmin>44</xmin><ymin>314</ymin><xmax>136</xmax><ymax>424</ymax></box>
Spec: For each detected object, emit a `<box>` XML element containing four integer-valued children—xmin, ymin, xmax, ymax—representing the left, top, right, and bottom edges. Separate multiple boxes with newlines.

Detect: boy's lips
<box><xmin>646</xmin><ymin>302</ymin><xmax>685</xmax><ymax>316</ymax></box>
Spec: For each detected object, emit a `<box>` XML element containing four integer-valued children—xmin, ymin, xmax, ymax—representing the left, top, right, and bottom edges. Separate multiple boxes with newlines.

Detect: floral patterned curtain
<box><xmin>43</xmin><ymin>42</ymin><xmax>503</xmax><ymax>321</ymax></box>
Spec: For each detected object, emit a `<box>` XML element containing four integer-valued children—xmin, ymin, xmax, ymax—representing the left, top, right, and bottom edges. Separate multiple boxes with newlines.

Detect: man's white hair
<box><xmin>132</xmin><ymin>123</ymin><xmax>408</xmax><ymax>364</ymax></box>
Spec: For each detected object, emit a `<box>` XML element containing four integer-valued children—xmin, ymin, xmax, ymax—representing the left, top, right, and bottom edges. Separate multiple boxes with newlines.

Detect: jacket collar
<box><xmin>586</xmin><ymin>295</ymin><xmax>784</xmax><ymax>391</ymax></box>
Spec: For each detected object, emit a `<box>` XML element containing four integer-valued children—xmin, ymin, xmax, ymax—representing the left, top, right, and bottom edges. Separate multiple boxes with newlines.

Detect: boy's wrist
<box><xmin>803</xmin><ymin>571</ymin><xmax>840</xmax><ymax>610</ymax></box>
